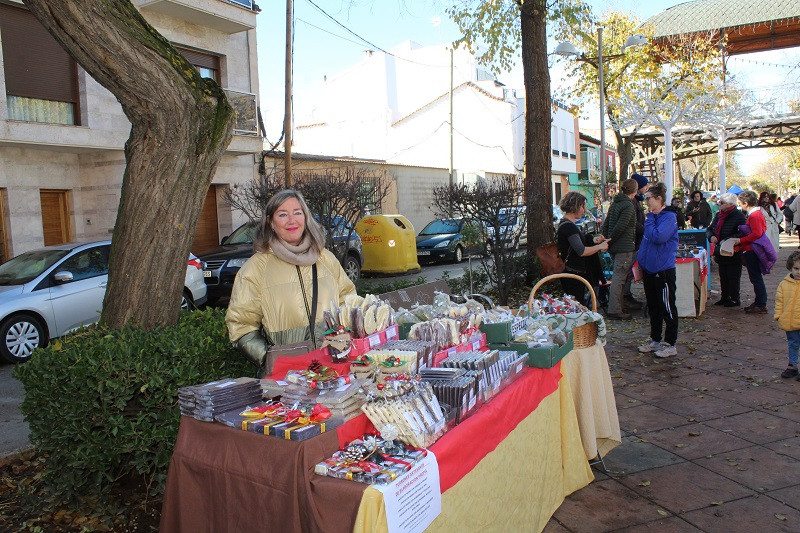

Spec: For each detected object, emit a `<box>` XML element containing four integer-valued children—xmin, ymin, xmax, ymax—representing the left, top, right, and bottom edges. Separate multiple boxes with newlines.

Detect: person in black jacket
<box><xmin>665</xmin><ymin>197</ymin><xmax>687</xmax><ymax>230</ymax></box>
<box><xmin>783</xmin><ymin>195</ymin><xmax>796</xmax><ymax>236</ymax></box>
<box><xmin>706</xmin><ymin>192</ymin><xmax>747</xmax><ymax>307</ymax></box>
<box><xmin>623</xmin><ymin>173</ymin><xmax>649</xmax><ymax>310</ymax></box>
<box><xmin>686</xmin><ymin>190</ymin><xmax>712</xmax><ymax>229</ymax></box>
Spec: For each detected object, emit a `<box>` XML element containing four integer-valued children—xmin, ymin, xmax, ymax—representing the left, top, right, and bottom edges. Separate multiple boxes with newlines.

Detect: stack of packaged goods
<box><xmin>419</xmin><ymin>367</ymin><xmax>478</xmax><ymax>424</ymax></box>
<box><xmin>315</xmin><ymin>434</ymin><xmax>428</xmax><ymax>484</ymax></box>
<box><xmin>360</xmin><ymin>381</ymin><xmax>447</xmax><ymax>448</ymax></box>
<box><xmin>373</xmin><ymin>340</ymin><xmax>437</xmax><ymax>372</ymax></box>
<box><xmin>178</xmin><ymin>377</ymin><xmax>262</xmax><ymax>422</ymax></box>
<box><xmin>439</xmin><ymin>350</ymin><xmax>503</xmax><ymax>402</ymax></box>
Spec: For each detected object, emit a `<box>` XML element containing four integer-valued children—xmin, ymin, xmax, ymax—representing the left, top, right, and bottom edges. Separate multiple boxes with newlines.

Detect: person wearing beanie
<box><xmin>623</xmin><ymin>173</ymin><xmax>649</xmax><ymax>310</ymax></box>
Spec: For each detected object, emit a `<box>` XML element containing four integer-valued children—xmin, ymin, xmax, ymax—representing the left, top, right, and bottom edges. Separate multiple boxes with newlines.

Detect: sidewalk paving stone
<box><xmin>638</xmin><ymin>423</ymin><xmax>754</xmax><ymax>460</ymax></box>
<box><xmin>702</xmin><ymin>410</ymin><xmax>800</xmax><ymax>444</ymax></box>
<box><xmin>616</xmin><ymin>462</ymin><xmax>756</xmax><ymax>514</ymax></box>
<box><xmin>680</xmin><ymin>494</ymin><xmax>800</xmax><ymax>532</ymax></box>
<box><xmin>694</xmin><ymin>445</ymin><xmax>800</xmax><ymax>492</ymax></box>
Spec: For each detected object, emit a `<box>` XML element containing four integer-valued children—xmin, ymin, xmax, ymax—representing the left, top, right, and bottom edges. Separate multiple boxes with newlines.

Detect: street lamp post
<box><xmin>556</xmin><ymin>30</ymin><xmax>647</xmax><ymax>202</ymax></box>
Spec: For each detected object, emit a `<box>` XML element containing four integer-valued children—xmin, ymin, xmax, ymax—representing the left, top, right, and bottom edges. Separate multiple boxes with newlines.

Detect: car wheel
<box><xmin>454</xmin><ymin>245</ymin><xmax>464</xmax><ymax>263</ymax></box>
<box><xmin>180</xmin><ymin>289</ymin><xmax>193</xmax><ymax>311</ymax></box>
<box><xmin>0</xmin><ymin>314</ymin><xmax>47</xmax><ymax>364</ymax></box>
<box><xmin>343</xmin><ymin>254</ymin><xmax>361</xmax><ymax>283</ymax></box>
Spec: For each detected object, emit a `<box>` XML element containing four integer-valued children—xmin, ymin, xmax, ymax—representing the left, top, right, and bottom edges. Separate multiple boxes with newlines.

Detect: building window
<box><xmin>551</xmin><ymin>125</ymin><xmax>558</xmax><ymax>155</ymax></box>
<box><xmin>175</xmin><ymin>46</ymin><xmax>221</xmax><ymax>84</ymax></box>
<box><xmin>0</xmin><ymin>4</ymin><xmax>80</xmax><ymax>125</ymax></box>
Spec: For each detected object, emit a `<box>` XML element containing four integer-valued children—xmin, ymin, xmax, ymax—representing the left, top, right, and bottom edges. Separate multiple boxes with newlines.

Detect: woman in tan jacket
<box><xmin>226</xmin><ymin>190</ymin><xmax>356</xmax><ymax>375</ymax></box>
<box><xmin>775</xmin><ymin>251</ymin><xmax>800</xmax><ymax>379</ymax></box>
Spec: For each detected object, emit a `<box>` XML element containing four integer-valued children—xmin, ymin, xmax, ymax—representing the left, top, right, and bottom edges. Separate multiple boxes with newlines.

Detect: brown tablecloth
<box><xmin>159</xmin><ymin>418</ymin><xmax>367</xmax><ymax>533</ymax></box>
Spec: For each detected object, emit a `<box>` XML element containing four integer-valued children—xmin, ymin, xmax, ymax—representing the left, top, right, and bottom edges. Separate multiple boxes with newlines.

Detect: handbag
<box><xmin>536</xmin><ymin>241</ymin><xmax>565</xmax><ymax>276</ymax></box>
<box><xmin>261</xmin><ymin>264</ymin><xmax>319</xmax><ymax>375</ymax></box>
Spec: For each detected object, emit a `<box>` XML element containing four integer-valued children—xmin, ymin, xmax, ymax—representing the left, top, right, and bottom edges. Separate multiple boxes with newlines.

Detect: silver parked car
<box><xmin>0</xmin><ymin>241</ymin><xmax>207</xmax><ymax>363</ymax></box>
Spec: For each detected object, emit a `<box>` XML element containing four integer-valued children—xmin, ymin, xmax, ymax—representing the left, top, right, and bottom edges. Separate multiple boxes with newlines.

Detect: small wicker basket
<box><xmin>529</xmin><ymin>273</ymin><xmax>598</xmax><ymax>349</ymax></box>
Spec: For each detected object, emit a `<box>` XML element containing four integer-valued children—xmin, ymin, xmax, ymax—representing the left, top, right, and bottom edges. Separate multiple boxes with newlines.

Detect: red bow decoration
<box><xmin>284</xmin><ymin>409</ymin><xmax>303</xmax><ymax>423</ymax></box>
<box><xmin>309</xmin><ymin>404</ymin><xmax>332</xmax><ymax>422</ymax></box>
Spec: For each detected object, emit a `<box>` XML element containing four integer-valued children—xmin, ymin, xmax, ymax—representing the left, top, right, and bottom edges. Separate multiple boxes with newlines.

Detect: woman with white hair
<box><xmin>706</xmin><ymin>192</ymin><xmax>747</xmax><ymax>307</ymax></box>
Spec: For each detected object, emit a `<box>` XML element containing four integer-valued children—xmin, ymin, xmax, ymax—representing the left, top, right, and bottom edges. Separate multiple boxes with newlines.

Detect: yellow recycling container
<box><xmin>356</xmin><ymin>215</ymin><xmax>421</xmax><ymax>274</ymax></box>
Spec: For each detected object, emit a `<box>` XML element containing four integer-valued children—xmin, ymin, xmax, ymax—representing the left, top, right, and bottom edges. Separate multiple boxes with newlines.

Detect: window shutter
<box><xmin>176</xmin><ymin>46</ymin><xmax>220</xmax><ymax>71</ymax></box>
<box><xmin>0</xmin><ymin>4</ymin><xmax>78</xmax><ymax>104</ymax></box>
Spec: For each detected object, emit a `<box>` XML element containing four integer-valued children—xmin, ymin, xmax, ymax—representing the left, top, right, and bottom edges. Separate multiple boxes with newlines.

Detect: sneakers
<box><xmin>654</xmin><ymin>344</ymin><xmax>678</xmax><ymax>358</ymax></box>
<box><xmin>638</xmin><ymin>340</ymin><xmax>663</xmax><ymax>353</ymax></box>
<box><xmin>781</xmin><ymin>366</ymin><xmax>799</xmax><ymax>379</ymax></box>
<box><xmin>744</xmin><ymin>305</ymin><xmax>768</xmax><ymax>314</ymax></box>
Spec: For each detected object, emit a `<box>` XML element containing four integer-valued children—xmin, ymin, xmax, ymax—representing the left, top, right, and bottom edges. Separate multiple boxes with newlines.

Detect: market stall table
<box><xmin>160</xmin><ymin>364</ymin><xmax>594</xmax><ymax>533</ymax></box>
<box><xmin>560</xmin><ymin>340</ymin><xmax>621</xmax><ymax>460</ymax></box>
<box><xmin>675</xmin><ymin>253</ymin><xmax>708</xmax><ymax>317</ymax></box>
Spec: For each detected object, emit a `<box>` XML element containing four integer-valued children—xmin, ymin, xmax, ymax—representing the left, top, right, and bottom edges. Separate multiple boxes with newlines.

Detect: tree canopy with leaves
<box><xmin>22</xmin><ymin>0</ymin><xmax>234</xmax><ymax>329</ymax></box>
<box><xmin>552</xmin><ymin>10</ymin><xmax>723</xmax><ymax>183</ymax></box>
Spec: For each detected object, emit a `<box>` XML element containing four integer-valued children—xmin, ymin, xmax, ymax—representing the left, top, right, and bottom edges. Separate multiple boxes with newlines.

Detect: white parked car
<box><xmin>0</xmin><ymin>241</ymin><xmax>206</xmax><ymax>363</ymax></box>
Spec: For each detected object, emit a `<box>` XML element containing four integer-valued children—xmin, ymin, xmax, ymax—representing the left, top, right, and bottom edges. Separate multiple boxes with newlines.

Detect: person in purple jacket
<box><xmin>636</xmin><ymin>182</ymin><xmax>680</xmax><ymax>358</ymax></box>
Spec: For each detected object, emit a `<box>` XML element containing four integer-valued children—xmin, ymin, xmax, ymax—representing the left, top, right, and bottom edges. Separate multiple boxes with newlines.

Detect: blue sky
<box><xmin>254</xmin><ymin>0</ymin><xmax>799</xmax><ymax>175</ymax></box>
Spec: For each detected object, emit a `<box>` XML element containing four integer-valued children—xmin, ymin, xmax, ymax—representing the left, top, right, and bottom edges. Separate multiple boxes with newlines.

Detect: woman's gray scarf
<box><xmin>269</xmin><ymin>234</ymin><xmax>320</xmax><ymax>266</ymax></box>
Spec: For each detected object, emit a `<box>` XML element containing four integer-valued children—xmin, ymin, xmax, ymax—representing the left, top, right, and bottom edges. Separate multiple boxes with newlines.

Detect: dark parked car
<box><xmin>199</xmin><ymin>218</ymin><xmax>364</xmax><ymax>305</ymax></box>
<box><xmin>552</xmin><ymin>205</ymin><xmax>599</xmax><ymax>235</ymax></box>
<box><xmin>416</xmin><ymin>218</ymin><xmax>487</xmax><ymax>264</ymax></box>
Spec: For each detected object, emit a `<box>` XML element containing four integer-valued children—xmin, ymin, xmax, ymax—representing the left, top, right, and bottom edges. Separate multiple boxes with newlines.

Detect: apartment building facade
<box><xmin>0</xmin><ymin>0</ymin><xmax>262</xmax><ymax>260</ymax></box>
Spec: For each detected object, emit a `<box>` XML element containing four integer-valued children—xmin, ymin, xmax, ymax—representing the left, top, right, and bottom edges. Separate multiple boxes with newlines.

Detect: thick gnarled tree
<box><xmin>23</xmin><ymin>0</ymin><xmax>234</xmax><ymax>328</ymax></box>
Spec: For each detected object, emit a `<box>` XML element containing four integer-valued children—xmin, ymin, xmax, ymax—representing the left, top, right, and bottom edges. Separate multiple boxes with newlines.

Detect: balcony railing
<box><xmin>225</xmin><ymin>0</ymin><xmax>253</xmax><ymax>8</ymax></box>
<box><xmin>224</xmin><ymin>89</ymin><xmax>259</xmax><ymax>136</ymax></box>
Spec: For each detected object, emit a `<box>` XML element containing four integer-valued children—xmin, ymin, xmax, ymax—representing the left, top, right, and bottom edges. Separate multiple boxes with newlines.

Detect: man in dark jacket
<box><xmin>602</xmin><ymin>178</ymin><xmax>638</xmax><ymax>319</ymax></box>
<box><xmin>623</xmin><ymin>173</ymin><xmax>649</xmax><ymax>310</ymax></box>
<box><xmin>686</xmin><ymin>190</ymin><xmax>712</xmax><ymax>228</ymax></box>
<box><xmin>783</xmin><ymin>195</ymin><xmax>796</xmax><ymax>236</ymax></box>
<box><xmin>706</xmin><ymin>192</ymin><xmax>747</xmax><ymax>306</ymax></box>
<box><xmin>665</xmin><ymin>197</ymin><xmax>687</xmax><ymax>230</ymax></box>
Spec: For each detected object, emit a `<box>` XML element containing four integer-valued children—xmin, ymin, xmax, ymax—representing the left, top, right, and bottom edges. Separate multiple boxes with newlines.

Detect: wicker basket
<box><xmin>529</xmin><ymin>273</ymin><xmax>598</xmax><ymax>349</ymax></box>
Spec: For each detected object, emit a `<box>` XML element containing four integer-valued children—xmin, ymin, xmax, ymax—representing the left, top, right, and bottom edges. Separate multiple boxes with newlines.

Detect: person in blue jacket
<box><xmin>636</xmin><ymin>182</ymin><xmax>680</xmax><ymax>358</ymax></box>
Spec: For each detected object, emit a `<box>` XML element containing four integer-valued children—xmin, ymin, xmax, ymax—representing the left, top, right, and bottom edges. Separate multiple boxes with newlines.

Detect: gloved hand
<box><xmin>233</xmin><ymin>330</ymin><xmax>272</xmax><ymax>375</ymax></box>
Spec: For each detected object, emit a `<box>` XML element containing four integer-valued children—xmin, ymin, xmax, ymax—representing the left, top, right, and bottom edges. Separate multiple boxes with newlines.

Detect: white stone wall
<box><xmin>0</xmin><ymin>2</ymin><xmax>261</xmax><ymax>256</ymax></box>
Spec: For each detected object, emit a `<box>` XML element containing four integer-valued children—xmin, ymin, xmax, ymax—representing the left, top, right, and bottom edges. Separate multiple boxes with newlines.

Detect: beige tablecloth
<box><xmin>561</xmin><ymin>342</ymin><xmax>621</xmax><ymax>459</ymax></box>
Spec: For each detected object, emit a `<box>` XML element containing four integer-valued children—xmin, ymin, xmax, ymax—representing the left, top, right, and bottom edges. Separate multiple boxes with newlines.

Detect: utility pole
<box><xmin>449</xmin><ymin>46</ymin><xmax>454</xmax><ymax>187</ymax></box>
<box><xmin>283</xmin><ymin>0</ymin><xmax>293</xmax><ymax>187</ymax></box>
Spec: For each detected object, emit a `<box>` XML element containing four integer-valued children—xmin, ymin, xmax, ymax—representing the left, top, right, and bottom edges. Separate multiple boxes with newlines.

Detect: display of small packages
<box><xmin>496</xmin><ymin>350</ymin><xmax>528</xmax><ymax>387</ymax></box>
<box><xmin>323</xmin><ymin>293</ymin><xmax>396</xmax><ymax>338</ymax></box>
<box><xmin>529</xmin><ymin>293</ymin><xmax>587</xmax><ymax>315</ymax></box>
<box><xmin>280</xmin><ymin>379</ymin><xmax>366</xmax><ymax>421</ymax></box>
<box><xmin>395</xmin><ymin>292</ymin><xmax>484</xmax><ymax>332</ymax></box>
<box><xmin>361</xmin><ymin>380</ymin><xmax>447</xmax><ymax>448</ymax></box>
<box><xmin>314</xmin><ymin>434</ymin><xmax>428</xmax><ymax>484</ymax></box>
<box><xmin>178</xmin><ymin>377</ymin><xmax>262</xmax><ymax>422</ymax></box>
<box><xmin>371</xmin><ymin>339</ymin><xmax>437</xmax><ymax>372</ymax></box>
<box><xmin>214</xmin><ymin>401</ymin><xmax>344</xmax><ymax>441</ymax></box>
<box><xmin>512</xmin><ymin>318</ymin><xmax>570</xmax><ymax>349</ymax></box>
<box><xmin>285</xmin><ymin>359</ymin><xmax>353</xmax><ymax>390</ymax></box>
<box><xmin>419</xmin><ymin>367</ymin><xmax>478</xmax><ymax>425</ymax></box>
<box><xmin>440</xmin><ymin>350</ymin><xmax>504</xmax><ymax>402</ymax></box>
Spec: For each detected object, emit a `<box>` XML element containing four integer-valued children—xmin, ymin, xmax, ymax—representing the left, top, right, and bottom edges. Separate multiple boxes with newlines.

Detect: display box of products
<box><xmin>349</xmin><ymin>324</ymin><xmax>400</xmax><ymax>358</ymax></box>
<box><xmin>489</xmin><ymin>330</ymin><xmax>574</xmax><ymax>369</ymax></box>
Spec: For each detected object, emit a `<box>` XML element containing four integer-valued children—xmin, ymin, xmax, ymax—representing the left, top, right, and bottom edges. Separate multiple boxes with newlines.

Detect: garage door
<box><xmin>40</xmin><ymin>189</ymin><xmax>71</xmax><ymax>246</ymax></box>
<box><xmin>191</xmin><ymin>186</ymin><xmax>219</xmax><ymax>254</ymax></box>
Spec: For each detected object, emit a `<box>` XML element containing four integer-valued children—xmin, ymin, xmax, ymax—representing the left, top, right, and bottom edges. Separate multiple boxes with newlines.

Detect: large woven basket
<box><xmin>529</xmin><ymin>273</ymin><xmax>598</xmax><ymax>349</ymax></box>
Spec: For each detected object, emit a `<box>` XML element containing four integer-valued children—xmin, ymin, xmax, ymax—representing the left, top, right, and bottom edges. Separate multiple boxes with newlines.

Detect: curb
<box><xmin>0</xmin><ymin>445</ymin><xmax>36</xmax><ymax>468</ymax></box>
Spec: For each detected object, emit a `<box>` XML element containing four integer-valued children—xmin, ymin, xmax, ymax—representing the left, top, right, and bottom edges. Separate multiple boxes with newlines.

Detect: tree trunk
<box><xmin>521</xmin><ymin>0</ymin><xmax>553</xmax><ymax>272</ymax></box>
<box><xmin>23</xmin><ymin>0</ymin><xmax>234</xmax><ymax>328</ymax></box>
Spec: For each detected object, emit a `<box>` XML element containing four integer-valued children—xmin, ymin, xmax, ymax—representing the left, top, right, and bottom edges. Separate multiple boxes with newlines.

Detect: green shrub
<box><xmin>13</xmin><ymin>308</ymin><xmax>255</xmax><ymax>504</ymax></box>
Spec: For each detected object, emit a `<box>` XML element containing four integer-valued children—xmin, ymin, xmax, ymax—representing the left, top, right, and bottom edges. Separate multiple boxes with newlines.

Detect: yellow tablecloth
<box><xmin>352</xmin><ymin>373</ymin><xmax>594</xmax><ymax>533</ymax></box>
<box><xmin>561</xmin><ymin>342</ymin><xmax>622</xmax><ymax>460</ymax></box>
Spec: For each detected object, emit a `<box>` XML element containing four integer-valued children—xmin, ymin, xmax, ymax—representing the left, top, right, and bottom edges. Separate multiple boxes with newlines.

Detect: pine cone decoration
<box><xmin>308</xmin><ymin>359</ymin><xmax>323</xmax><ymax>373</ymax></box>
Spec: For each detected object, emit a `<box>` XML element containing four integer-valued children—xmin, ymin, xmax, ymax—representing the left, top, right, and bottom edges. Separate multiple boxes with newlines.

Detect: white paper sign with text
<box><xmin>374</xmin><ymin>451</ymin><xmax>441</xmax><ymax>533</ymax></box>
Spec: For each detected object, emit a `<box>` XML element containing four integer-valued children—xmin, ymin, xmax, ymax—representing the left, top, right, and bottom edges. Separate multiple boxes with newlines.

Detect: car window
<box><xmin>420</xmin><ymin>219</ymin><xmax>461</xmax><ymax>235</ymax></box>
<box><xmin>0</xmin><ymin>249</ymin><xmax>70</xmax><ymax>285</ymax></box>
<box><xmin>57</xmin><ymin>246</ymin><xmax>110</xmax><ymax>282</ymax></box>
<box><xmin>226</xmin><ymin>223</ymin><xmax>256</xmax><ymax>245</ymax></box>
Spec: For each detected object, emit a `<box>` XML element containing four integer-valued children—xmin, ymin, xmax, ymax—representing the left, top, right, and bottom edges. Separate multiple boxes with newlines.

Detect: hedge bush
<box><xmin>13</xmin><ymin>307</ymin><xmax>255</xmax><ymax>503</ymax></box>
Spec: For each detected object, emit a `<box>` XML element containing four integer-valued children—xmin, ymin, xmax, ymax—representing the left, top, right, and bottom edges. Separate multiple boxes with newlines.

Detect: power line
<box><xmin>301</xmin><ymin>0</ymin><xmax>449</xmax><ymax>68</ymax></box>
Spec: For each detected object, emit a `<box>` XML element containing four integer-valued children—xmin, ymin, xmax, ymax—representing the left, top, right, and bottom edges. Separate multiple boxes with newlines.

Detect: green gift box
<box><xmin>488</xmin><ymin>330</ymin><xmax>574</xmax><ymax>369</ymax></box>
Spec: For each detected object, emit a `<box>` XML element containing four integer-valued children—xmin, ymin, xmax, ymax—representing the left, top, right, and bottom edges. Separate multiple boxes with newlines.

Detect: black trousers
<box><xmin>717</xmin><ymin>253</ymin><xmax>742</xmax><ymax>304</ymax></box>
<box><xmin>642</xmin><ymin>267</ymin><xmax>679</xmax><ymax>346</ymax></box>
